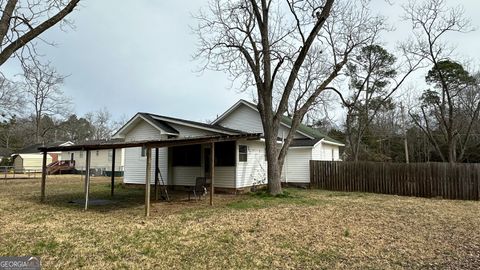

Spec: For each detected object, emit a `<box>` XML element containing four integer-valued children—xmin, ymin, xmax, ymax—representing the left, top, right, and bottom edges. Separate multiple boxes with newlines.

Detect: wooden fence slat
<box><xmin>310</xmin><ymin>160</ymin><xmax>480</xmax><ymax>201</ymax></box>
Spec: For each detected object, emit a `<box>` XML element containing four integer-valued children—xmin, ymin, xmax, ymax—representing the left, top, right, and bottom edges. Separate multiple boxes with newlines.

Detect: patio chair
<box><xmin>187</xmin><ymin>177</ymin><xmax>207</xmax><ymax>201</ymax></box>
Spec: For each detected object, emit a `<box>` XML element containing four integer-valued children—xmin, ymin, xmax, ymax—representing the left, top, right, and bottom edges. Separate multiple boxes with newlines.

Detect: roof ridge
<box><xmin>143</xmin><ymin>112</ymin><xmax>244</xmax><ymax>134</ymax></box>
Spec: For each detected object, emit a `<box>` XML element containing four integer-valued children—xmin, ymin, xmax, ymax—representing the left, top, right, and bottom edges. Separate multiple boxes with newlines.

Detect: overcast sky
<box><xmin>2</xmin><ymin>0</ymin><xmax>480</xmax><ymax>123</ymax></box>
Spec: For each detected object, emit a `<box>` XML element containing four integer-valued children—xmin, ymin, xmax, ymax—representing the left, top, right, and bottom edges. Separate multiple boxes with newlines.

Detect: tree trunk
<box><xmin>264</xmin><ymin>130</ymin><xmax>283</xmax><ymax>195</ymax></box>
<box><xmin>448</xmin><ymin>140</ymin><xmax>456</xmax><ymax>163</ymax></box>
<box><xmin>267</xmin><ymin>157</ymin><xmax>282</xmax><ymax>195</ymax></box>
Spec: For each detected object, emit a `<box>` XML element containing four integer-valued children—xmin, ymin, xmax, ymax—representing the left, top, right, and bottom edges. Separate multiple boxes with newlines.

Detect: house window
<box><xmin>108</xmin><ymin>150</ymin><xmax>113</xmax><ymax>162</ymax></box>
<box><xmin>239</xmin><ymin>145</ymin><xmax>248</xmax><ymax>162</ymax></box>
<box><xmin>141</xmin><ymin>146</ymin><xmax>147</xmax><ymax>157</ymax></box>
<box><xmin>172</xmin><ymin>145</ymin><xmax>201</xmax><ymax>166</ymax></box>
<box><xmin>80</xmin><ymin>151</ymin><xmax>84</xmax><ymax>158</ymax></box>
<box><xmin>214</xmin><ymin>141</ymin><xmax>235</xmax><ymax>166</ymax></box>
<box><xmin>96</xmin><ymin>150</ymin><xmax>100</xmax><ymax>156</ymax></box>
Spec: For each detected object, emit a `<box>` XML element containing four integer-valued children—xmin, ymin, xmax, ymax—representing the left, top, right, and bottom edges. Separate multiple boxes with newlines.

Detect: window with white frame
<box><xmin>141</xmin><ymin>146</ymin><xmax>146</xmax><ymax>157</ymax></box>
<box><xmin>239</xmin><ymin>145</ymin><xmax>248</xmax><ymax>162</ymax></box>
<box><xmin>108</xmin><ymin>150</ymin><xmax>113</xmax><ymax>162</ymax></box>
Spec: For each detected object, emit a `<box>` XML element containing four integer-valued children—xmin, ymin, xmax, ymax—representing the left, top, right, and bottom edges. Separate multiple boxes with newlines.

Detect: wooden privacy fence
<box><xmin>310</xmin><ymin>161</ymin><xmax>480</xmax><ymax>200</ymax></box>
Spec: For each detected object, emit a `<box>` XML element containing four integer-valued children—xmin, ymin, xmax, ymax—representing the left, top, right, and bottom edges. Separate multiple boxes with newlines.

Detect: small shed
<box><xmin>13</xmin><ymin>154</ymin><xmax>52</xmax><ymax>172</ymax></box>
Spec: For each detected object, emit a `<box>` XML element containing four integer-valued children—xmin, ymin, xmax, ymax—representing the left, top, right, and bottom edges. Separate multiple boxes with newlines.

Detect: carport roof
<box><xmin>38</xmin><ymin>133</ymin><xmax>261</xmax><ymax>152</ymax></box>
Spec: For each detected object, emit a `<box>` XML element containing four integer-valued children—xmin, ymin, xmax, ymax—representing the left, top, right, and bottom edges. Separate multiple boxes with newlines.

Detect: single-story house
<box><xmin>113</xmin><ymin>99</ymin><xmax>343</xmax><ymax>190</ymax></box>
<box><xmin>13</xmin><ymin>154</ymin><xmax>52</xmax><ymax>172</ymax></box>
<box><xmin>12</xmin><ymin>141</ymin><xmax>73</xmax><ymax>171</ymax></box>
<box><xmin>60</xmin><ymin>140</ymin><xmax>125</xmax><ymax>173</ymax></box>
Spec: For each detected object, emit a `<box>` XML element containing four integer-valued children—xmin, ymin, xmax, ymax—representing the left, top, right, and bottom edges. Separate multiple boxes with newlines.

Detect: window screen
<box><xmin>172</xmin><ymin>145</ymin><xmax>201</xmax><ymax>166</ymax></box>
<box><xmin>239</xmin><ymin>145</ymin><xmax>248</xmax><ymax>162</ymax></box>
<box><xmin>214</xmin><ymin>141</ymin><xmax>235</xmax><ymax>166</ymax></box>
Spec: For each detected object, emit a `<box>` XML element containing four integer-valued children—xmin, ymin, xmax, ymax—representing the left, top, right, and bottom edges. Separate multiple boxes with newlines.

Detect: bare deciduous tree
<box><xmin>0</xmin><ymin>0</ymin><xmax>80</xmax><ymax>66</ymax></box>
<box><xmin>23</xmin><ymin>59</ymin><xmax>69</xmax><ymax>143</ymax></box>
<box><xmin>403</xmin><ymin>0</ymin><xmax>476</xmax><ymax>163</ymax></box>
<box><xmin>0</xmin><ymin>73</ymin><xmax>24</xmax><ymax>117</ymax></box>
<box><xmin>86</xmin><ymin>107</ymin><xmax>118</xmax><ymax>140</ymax></box>
<box><xmin>195</xmin><ymin>0</ymin><xmax>386</xmax><ymax>194</ymax></box>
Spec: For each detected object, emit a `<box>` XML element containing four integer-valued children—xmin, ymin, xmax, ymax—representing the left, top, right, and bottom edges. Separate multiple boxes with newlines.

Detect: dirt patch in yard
<box><xmin>0</xmin><ymin>175</ymin><xmax>479</xmax><ymax>269</ymax></box>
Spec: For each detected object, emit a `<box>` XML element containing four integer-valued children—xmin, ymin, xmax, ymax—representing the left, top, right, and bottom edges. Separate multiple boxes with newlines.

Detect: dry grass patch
<box><xmin>0</xmin><ymin>175</ymin><xmax>479</xmax><ymax>269</ymax></box>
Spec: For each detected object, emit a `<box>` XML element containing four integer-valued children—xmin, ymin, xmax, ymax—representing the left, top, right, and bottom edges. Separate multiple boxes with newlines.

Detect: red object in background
<box><xmin>49</xmin><ymin>153</ymin><xmax>58</xmax><ymax>162</ymax></box>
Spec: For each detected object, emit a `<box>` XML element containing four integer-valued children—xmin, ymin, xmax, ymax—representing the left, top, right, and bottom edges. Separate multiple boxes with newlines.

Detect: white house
<box><xmin>212</xmin><ymin>100</ymin><xmax>344</xmax><ymax>184</ymax></box>
<box><xmin>60</xmin><ymin>144</ymin><xmax>125</xmax><ymax>173</ymax></box>
<box><xmin>12</xmin><ymin>141</ymin><xmax>73</xmax><ymax>172</ymax></box>
<box><xmin>113</xmin><ymin>99</ymin><xmax>343</xmax><ymax>190</ymax></box>
<box><xmin>13</xmin><ymin>154</ymin><xmax>52</xmax><ymax>172</ymax></box>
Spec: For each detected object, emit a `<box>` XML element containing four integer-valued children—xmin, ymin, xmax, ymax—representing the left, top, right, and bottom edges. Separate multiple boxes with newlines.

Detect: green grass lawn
<box><xmin>0</xmin><ymin>175</ymin><xmax>479</xmax><ymax>269</ymax></box>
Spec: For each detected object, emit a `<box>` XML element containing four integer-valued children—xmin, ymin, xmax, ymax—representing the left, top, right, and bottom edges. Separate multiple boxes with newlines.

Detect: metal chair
<box><xmin>187</xmin><ymin>177</ymin><xmax>207</xmax><ymax>201</ymax></box>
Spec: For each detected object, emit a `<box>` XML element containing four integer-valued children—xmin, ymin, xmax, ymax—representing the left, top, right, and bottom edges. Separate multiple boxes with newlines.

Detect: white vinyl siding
<box><xmin>170</xmin><ymin>161</ymin><xmax>235</xmax><ymax>188</ymax></box>
<box><xmin>312</xmin><ymin>142</ymin><xmax>340</xmax><ymax>161</ymax></box>
<box><xmin>61</xmin><ymin>149</ymin><xmax>124</xmax><ymax>170</ymax></box>
<box><xmin>235</xmin><ymin>140</ymin><xmax>267</xmax><ymax>188</ymax></box>
<box><xmin>122</xmin><ymin>118</ymin><xmax>218</xmax><ymax>185</ymax></box>
<box><xmin>284</xmin><ymin>148</ymin><xmax>312</xmax><ymax>183</ymax></box>
<box><xmin>123</xmin><ymin>120</ymin><xmax>168</xmax><ymax>185</ymax></box>
<box><xmin>216</xmin><ymin>104</ymin><xmax>307</xmax><ymax>139</ymax></box>
<box><xmin>171</xmin><ymin>167</ymin><xmax>202</xmax><ymax>186</ymax></box>
<box><xmin>213</xmin><ymin>167</ymin><xmax>235</xmax><ymax>188</ymax></box>
<box><xmin>13</xmin><ymin>154</ymin><xmax>52</xmax><ymax>171</ymax></box>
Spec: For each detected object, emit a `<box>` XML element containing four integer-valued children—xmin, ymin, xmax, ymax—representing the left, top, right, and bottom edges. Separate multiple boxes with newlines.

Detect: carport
<box><xmin>38</xmin><ymin>133</ymin><xmax>260</xmax><ymax>216</ymax></box>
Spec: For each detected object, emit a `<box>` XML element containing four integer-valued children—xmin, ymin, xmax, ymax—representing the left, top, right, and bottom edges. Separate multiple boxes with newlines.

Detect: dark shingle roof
<box><xmin>240</xmin><ymin>99</ymin><xmax>343</xmax><ymax>144</ymax></box>
<box><xmin>280</xmin><ymin>116</ymin><xmax>343</xmax><ymax>144</ymax></box>
<box><xmin>290</xmin><ymin>138</ymin><xmax>322</xmax><ymax>147</ymax></box>
<box><xmin>16</xmin><ymin>141</ymin><xmax>69</xmax><ymax>154</ymax></box>
<box><xmin>139</xmin><ymin>113</ymin><xmax>179</xmax><ymax>134</ymax></box>
<box><xmin>75</xmin><ymin>138</ymin><xmax>125</xmax><ymax>145</ymax></box>
<box><xmin>143</xmin><ymin>113</ymin><xmax>246</xmax><ymax>135</ymax></box>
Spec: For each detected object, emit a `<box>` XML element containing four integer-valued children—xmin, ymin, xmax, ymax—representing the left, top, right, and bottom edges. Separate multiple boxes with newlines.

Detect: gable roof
<box><xmin>144</xmin><ymin>113</ymin><xmax>244</xmax><ymax>135</ymax></box>
<box><xmin>14</xmin><ymin>141</ymin><xmax>73</xmax><ymax>154</ymax></box>
<box><xmin>213</xmin><ymin>99</ymin><xmax>343</xmax><ymax>145</ymax></box>
<box><xmin>113</xmin><ymin>112</ymin><xmax>246</xmax><ymax>138</ymax></box>
<box><xmin>139</xmin><ymin>113</ymin><xmax>179</xmax><ymax>134</ymax></box>
<box><xmin>280</xmin><ymin>116</ymin><xmax>343</xmax><ymax>145</ymax></box>
<box><xmin>113</xmin><ymin>113</ymin><xmax>180</xmax><ymax>138</ymax></box>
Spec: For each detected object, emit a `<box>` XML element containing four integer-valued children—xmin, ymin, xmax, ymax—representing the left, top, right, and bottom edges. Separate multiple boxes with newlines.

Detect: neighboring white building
<box><xmin>60</xmin><ymin>146</ymin><xmax>125</xmax><ymax>172</ymax></box>
<box><xmin>13</xmin><ymin>154</ymin><xmax>52</xmax><ymax>171</ymax></box>
<box><xmin>11</xmin><ymin>141</ymin><xmax>73</xmax><ymax>171</ymax></box>
<box><xmin>113</xmin><ymin>99</ymin><xmax>344</xmax><ymax>190</ymax></box>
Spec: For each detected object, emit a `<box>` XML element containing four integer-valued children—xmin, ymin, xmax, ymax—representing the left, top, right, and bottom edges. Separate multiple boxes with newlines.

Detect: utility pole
<box><xmin>400</xmin><ymin>103</ymin><xmax>409</xmax><ymax>163</ymax></box>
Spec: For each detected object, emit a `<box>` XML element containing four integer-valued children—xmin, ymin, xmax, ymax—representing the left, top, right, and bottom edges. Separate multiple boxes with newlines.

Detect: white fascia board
<box><xmin>319</xmin><ymin>138</ymin><xmax>345</xmax><ymax>147</ymax></box>
<box><xmin>60</xmin><ymin>141</ymin><xmax>74</xmax><ymax>146</ymax></box>
<box><xmin>112</xmin><ymin>114</ymin><xmax>176</xmax><ymax>139</ymax></box>
<box><xmin>152</xmin><ymin>115</ymin><xmax>237</xmax><ymax>135</ymax></box>
<box><xmin>289</xmin><ymin>146</ymin><xmax>314</xmax><ymax>149</ymax></box>
<box><xmin>211</xmin><ymin>100</ymin><xmax>247</xmax><ymax>125</ymax></box>
<box><xmin>140</xmin><ymin>115</ymin><xmax>178</xmax><ymax>136</ymax></box>
<box><xmin>257</xmin><ymin>138</ymin><xmax>283</xmax><ymax>144</ymax></box>
<box><xmin>112</xmin><ymin>114</ymin><xmax>142</xmax><ymax>138</ymax></box>
<box><xmin>213</xmin><ymin>100</ymin><xmax>315</xmax><ymax>139</ymax></box>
